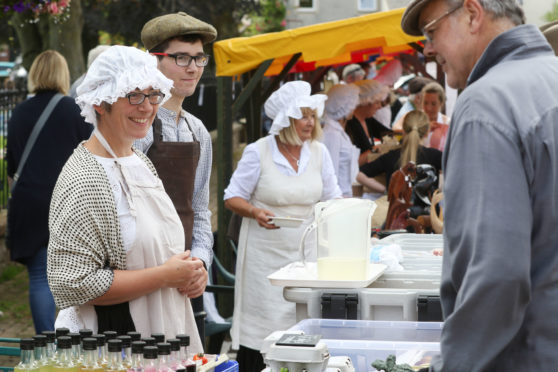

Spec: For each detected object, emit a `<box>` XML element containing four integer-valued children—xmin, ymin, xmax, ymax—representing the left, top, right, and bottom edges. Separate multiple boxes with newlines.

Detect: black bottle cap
<box><xmin>117</xmin><ymin>335</ymin><xmax>132</xmax><ymax>348</ymax></box>
<box><xmin>79</xmin><ymin>329</ymin><xmax>93</xmax><ymax>339</ymax></box>
<box><xmin>32</xmin><ymin>335</ymin><xmax>47</xmax><ymax>348</ymax></box>
<box><xmin>103</xmin><ymin>331</ymin><xmax>118</xmax><ymax>341</ymax></box>
<box><xmin>156</xmin><ymin>342</ymin><xmax>170</xmax><ymax>355</ymax></box>
<box><xmin>186</xmin><ymin>365</ymin><xmax>196</xmax><ymax>372</ymax></box>
<box><xmin>167</xmin><ymin>339</ymin><xmax>180</xmax><ymax>351</ymax></box>
<box><xmin>131</xmin><ymin>341</ymin><xmax>146</xmax><ymax>354</ymax></box>
<box><xmin>176</xmin><ymin>369</ymin><xmax>186</xmax><ymax>372</ymax></box>
<box><xmin>42</xmin><ymin>331</ymin><xmax>55</xmax><ymax>343</ymax></box>
<box><xmin>176</xmin><ymin>334</ymin><xmax>190</xmax><ymax>347</ymax></box>
<box><xmin>107</xmin><ymin>339</ymin><xmax>123</xmax><ymax>353</ymax></box>
<box><xmin>55</xmin><ymin>328</ymin><xmax>70</xmax><ymax>338</ymax></box>
<box><xmin>20</xmin><ymin>338</ymin><xmax>35</xmax><ymax>351</ymax></box>
<box><xmin>127</xmin><ymin>332</ymin><xmax>141</xmax><ymax>341</ymax></box>
<box><xmin>82</xmin><ymin>338</ymin><xmax>98</xmax><ymax>351</ymax></box>
<box><xmin>92</xmin><ymin>334</ymin><xmax>106</xmax><ymax>346</ymax></box>
<box><xmin>68</xmin><ymin>333</ymin><xmax>81</xmax><ymax>345</ymax></box>
<box><xmin>151</xmin><ymin>333</ymin><xmax>165</xmax><ymax>343</ymax></box>
<box><xmin>57</xmin><ymin>336</ymin><xmax>72</xmax><ymax>349</ymax></box>
<box><xmin>143</xmin><ymin>345</ymin><xmax>158</xmax><ymax>359</ymax></box>
<box><xmin>141</xmin><ymin>337</ymin><xmax>156</xmax><ymax>346</ymax></box>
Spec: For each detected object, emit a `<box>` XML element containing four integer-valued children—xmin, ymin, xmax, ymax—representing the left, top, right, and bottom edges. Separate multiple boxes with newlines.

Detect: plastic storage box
<box><xmin>288</xmin><ymin>319</ymin><xmax>442</xmax><ymax>372</ymax></box>
<box><xmin>284</xmin><ymin>287</ymin><xmax>440</xmax><ymax>322</ymax></box>
<box><xmin>214</xmin><ymin>360</ymin><xmax>239</xmax><ymax>372</ymax></box>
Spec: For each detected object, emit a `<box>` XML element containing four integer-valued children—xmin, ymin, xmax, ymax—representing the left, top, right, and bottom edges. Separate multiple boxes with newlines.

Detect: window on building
<box><xmin>299</xmin><ymin>0</ymin><xmax>314</xmax><ymax>8</ymax></box>
<box><xmin>358</xmin><ymin>0</ymin><xmax>377</xmax><ymax>11</ymax></box>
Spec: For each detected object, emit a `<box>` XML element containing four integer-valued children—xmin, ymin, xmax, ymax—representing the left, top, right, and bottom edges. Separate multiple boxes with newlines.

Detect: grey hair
<box><xmin>447</xmin><ymin>0</ymin><xmax>525</xmax><ymax>26</ymax></box>
<box><xmin>353</xmin><ymin>79</ymin><xmax>388</xmax><ymax>104</ymax></box>
<box><xmin>87</xmin><ymin>45</ymin><xmax>111</xmax><ymax>68</ymax></box>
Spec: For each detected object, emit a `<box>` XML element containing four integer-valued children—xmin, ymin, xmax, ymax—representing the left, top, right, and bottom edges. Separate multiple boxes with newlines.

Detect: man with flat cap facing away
<box><xmin>401</xmin><ymin>0</ymin><xmax>558</xmax><ymax>371</ymax></box>
<box><xmin>135</xmin><ymin>12</ymin><xmax>216</xmax><ymax>310</ymax></box>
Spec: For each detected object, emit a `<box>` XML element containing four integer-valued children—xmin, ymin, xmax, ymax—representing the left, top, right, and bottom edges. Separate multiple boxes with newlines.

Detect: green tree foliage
<box><xmin>543</xmin><ymin>2</ymin><xmax>558</xmax><ymax>22</ymax></box>
<box><xmin>5</xmin><ymin>0</ymin><xmax>260</xmax><ymax>81</ymax></box>
<box><xmin>241</xmin><ymin>0</ymin><xmax>286</xmax><ymax>36</ymax></box>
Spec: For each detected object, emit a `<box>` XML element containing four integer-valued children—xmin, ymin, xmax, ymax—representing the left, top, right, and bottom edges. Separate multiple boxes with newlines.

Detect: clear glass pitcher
<box><xmin>299</xmin><ymin>198</ymin><xmax>376</xmax><ymax>280</ymax></box>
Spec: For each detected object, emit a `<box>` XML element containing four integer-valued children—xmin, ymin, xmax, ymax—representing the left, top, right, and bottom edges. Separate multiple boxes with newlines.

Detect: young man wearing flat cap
<box><xmin>401</xmin><ymin>1</ymin><xmax>558</xmax><ymax>371</ymax></box>
<box><xmin>135</xmin><ymin>12</ymin><xmax>216</xmax><ymax>307</ymax></box>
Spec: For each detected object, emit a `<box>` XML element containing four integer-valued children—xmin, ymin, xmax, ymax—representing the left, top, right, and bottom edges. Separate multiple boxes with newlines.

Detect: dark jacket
<box><xmin>7</xmin><ymin>90</ymin><xmax>93</xmax><ymax>262</ymax></box>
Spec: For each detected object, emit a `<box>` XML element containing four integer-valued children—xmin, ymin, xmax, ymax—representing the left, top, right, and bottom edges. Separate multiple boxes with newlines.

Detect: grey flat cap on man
<box><xmin>141</xmin><ymin>12</ymin><xmax>217</xmax><ymax>50</ymax></box>
<box><xmin>401</xmin><ymin>0</ymin><xmax>433</xmax><ymax>35</ymax></box>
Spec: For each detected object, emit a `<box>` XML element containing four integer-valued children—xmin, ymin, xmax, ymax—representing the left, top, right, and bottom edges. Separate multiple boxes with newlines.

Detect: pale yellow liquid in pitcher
<box><xmin>317</xmin><ymin>257</ymin><xmax>367</xmax><ymax>280</ymax></box>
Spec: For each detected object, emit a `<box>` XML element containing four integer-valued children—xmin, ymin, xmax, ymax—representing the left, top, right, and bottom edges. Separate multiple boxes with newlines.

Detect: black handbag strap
<box><xmin>11</xmin><ymin>93</ymin><xmax>64</xmax><ymax>192</ymax></box>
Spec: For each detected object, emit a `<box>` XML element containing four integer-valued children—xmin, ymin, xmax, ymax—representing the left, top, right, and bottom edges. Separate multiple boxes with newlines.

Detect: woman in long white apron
<box><xmin>47</xmin><ymin>46</ymin><xmax>205</xmax><ymax>351</ymax></box>
<box><xmin>224</xmin><ymin>81</ymin><xmax>342</xmax><ymax>371</ymax></box>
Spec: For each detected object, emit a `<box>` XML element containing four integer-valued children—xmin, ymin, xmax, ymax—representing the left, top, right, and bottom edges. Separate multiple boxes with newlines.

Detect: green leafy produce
<box><xmin>372</xmin><ymin>354</ymin><xmax>415</xmax><ymax>372</ymax></box>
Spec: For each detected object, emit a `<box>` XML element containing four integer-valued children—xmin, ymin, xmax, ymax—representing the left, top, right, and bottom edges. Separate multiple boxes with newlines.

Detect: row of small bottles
<box><xmin>15</xmin><ymin>328</ymin><xmax>197</xmax><ymax>372</ymax></box>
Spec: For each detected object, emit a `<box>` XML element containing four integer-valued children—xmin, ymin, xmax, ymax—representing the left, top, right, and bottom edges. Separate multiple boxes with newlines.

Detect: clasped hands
<box><xmin>162</xmin><ymin>250</ymin><xmax>207</xmax><ymax>298</ymax></box>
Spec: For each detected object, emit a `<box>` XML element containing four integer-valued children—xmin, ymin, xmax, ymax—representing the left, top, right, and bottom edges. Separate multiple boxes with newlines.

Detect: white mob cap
<box><xmin>76</xmin><ymin>45</ymin><xmax>174</xmax><ymax>127</ymax></box>
<box><xmin>324</xmin><ymin>84</ymin><xmax>360</xmax><ymax>121</ymax></box>
<box><xmin>264</xmin><ymin>81</ymin><xmax>327</xmax><ymax>135</ymax></box>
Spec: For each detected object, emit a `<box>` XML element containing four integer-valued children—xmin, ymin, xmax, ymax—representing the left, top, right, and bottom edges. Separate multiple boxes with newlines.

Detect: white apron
<box><xmin>231</xmin><ymin>138</ymin><xmax>323</xmax><ymax>350</ymax></box>
<box><xmin>78</xmin><ymin>130</ymin><xmax>203</xmax><ymax>352</ymax></box>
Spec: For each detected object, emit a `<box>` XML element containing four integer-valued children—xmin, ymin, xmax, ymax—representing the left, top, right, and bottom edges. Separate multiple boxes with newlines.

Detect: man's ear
<box><xmin>464</xmin><ymin>0</ymin><xmax>484</xmax><ymax>34</ymax></box>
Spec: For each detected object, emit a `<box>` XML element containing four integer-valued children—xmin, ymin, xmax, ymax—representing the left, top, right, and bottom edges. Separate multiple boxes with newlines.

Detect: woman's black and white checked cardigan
<box><xmin>47</xmin><ymin>143</ymin><xmax>157</xmax><ymax>309</ymax></box>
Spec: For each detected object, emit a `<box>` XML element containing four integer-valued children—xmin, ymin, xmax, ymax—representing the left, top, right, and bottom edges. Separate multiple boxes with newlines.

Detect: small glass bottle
<box><xmin>104</xmin><ymin>332</ymin><xmax>118</xmax><ymax>366</ymax></box>
<box><xmin>55</xmin><ymin>329</ymin><xmax>70</xmax><ymax>340</ymax></box>
<box><xmin>155</xmin><ymin>343</ymin><xmax>171</xmax><ymax>372</ymax></box>
<box><xmin>141</xmin><ymin>338</ymin><xmax>156</xmax><ymax>347</ymax></box>
<box><xmin>166</xmin><ymin>340</ymin><xmax>183</xmax><ymax>371</ymax></box>
<box><xmin>129</xmin><ymin>341</ymin><xmax>146</xmax><ymax>372</ymax></box>
<box><xmin>79</xmin><ymin>338</ymin><xmax>103</xmax><ymax>372</ymax></box>
<box><xmin>32</xmin><ymin>335</ymin><xmax>50</xmax><ymax>372</ymax></box>
<box><xmin>103</xmin><ymin>331</ymin><xmax>118</xmax><ymax>342</ymax></box>
<box><xmin>52</xmin><ymin>336</ymin><xmax>78</xmax><ymax>372</ymax></box>
<box><xmin>14</xmin><ymin>338</ymin><xmax>39</xmax><ymax>372</ymax></box>
<box><xmin>150</xmin><ymin>334</ymin><xmax>165</xmax><ymax>345</ymax></box>
<box><xmin>127</xmin><ymin>332</ymin><xmax>141</xmax><ymax>342</ymax></box>
<box><xmin>174</xmin><ymin>335</ymin><xmax>189</xmax><ymax>367</ymax></box>
<box><xmin>92</xmin><ymin>334</ymin><xmax>107</xmax><ymax>368</ymax></box>
<box><xmin>117</xmin><ymin>335</ymin><xmax>132</xmax><ymax>369</ymax></box>
<box><xmin>105</xmin><ymin>339</ymin><xmax>126</xmax><ymax>372</ymax></box>
<box><xmin>142</xmin><ymin>346</ymin><xmax>158</xmax><ymax>372</ymax></box>
<box><xmin>68</xmin><ymin>333</ymin><xmax>82</xmax><ymax>366</ymax></box>
<box><xmin>78</xmin><ymin>330</ymin><xmax>93</xmax><ymax>361</ymax></box>
<box><xmin>42</xmin><ymin>331</ymin><xmax>56</xmax><ymax>364</ymax></box>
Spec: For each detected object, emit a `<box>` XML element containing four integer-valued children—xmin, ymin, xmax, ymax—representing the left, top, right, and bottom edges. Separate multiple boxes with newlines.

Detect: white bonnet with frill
<box><xmin>75</xmin><ymin>45</ymin><xmax>174</xmax><ymax>126</ymax></box>
<box><xmin>264</xmin><ymin>81</ymin><xmax>327</xmax><ymax>135</ymax></box>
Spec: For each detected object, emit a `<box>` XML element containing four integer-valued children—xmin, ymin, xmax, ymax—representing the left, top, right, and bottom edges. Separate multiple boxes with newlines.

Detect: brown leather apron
<box><xmin>146</xmin><ymin>116</ymin><xmax>200</xmax><ymax>250</ymax></box>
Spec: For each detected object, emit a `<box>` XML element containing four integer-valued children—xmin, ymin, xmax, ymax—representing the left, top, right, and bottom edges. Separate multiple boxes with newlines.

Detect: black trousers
<box><xmin>237</xmin><ymin>345</ymin><xmax>265</xmax><ymax>372</ymax></box>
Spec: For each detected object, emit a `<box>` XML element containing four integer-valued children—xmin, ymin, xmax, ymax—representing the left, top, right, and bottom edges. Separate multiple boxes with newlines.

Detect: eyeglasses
<box><xmin>151</xmin><ymin>52</ymin><xmax>210</xmax><ymax>67</ymax></box>
<box><xmin>421</xmin><ymin>4</ymin><xmax>463</xmax><ymax>44</ymax></box>
<box><xmin>126</xmin><ymin>92</ymin><xmax>165</xmax><ymax>105</ymax></box>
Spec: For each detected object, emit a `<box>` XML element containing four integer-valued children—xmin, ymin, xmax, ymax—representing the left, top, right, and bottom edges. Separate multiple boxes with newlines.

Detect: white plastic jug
<box><xmin>299</xmin><ymin>198</ymin><xmax>376</xmax><ymax>280</ymax></box>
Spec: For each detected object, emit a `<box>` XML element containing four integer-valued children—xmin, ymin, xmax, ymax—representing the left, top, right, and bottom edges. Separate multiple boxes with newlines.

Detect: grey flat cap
<box><xmin>401</xmin><ymin>0</ymin><xmax>434</xmax><ymax>36</ymax></box>
<box><xmin>141</xmin><ymin>12</ymin><xmax>217</xmax><ymax>50</ymax></box>
<box><xmin>542</xmin><ymin>21</ymin><xmax>558</xmax><ymax>56</ymax></box>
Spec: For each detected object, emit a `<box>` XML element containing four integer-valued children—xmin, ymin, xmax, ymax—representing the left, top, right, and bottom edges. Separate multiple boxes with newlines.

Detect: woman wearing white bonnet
<box><xmin>48</xmin><ymin>45</ymin><xmax>206</xmax><ymax>351</ymax></box>
<box><xmin>224</xmin><ymin>80</ymin><xmax>341</xmax><ymax>369</ymax></box>
<box><xmin>322</xmin><ymin>84</ymin><xmax>387</xmax><ymax>197</ymax></box>
<box><xmin>322</xmin><ymin>84</ymin><xmax>359</xmax><ymax>197</ymax></box>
